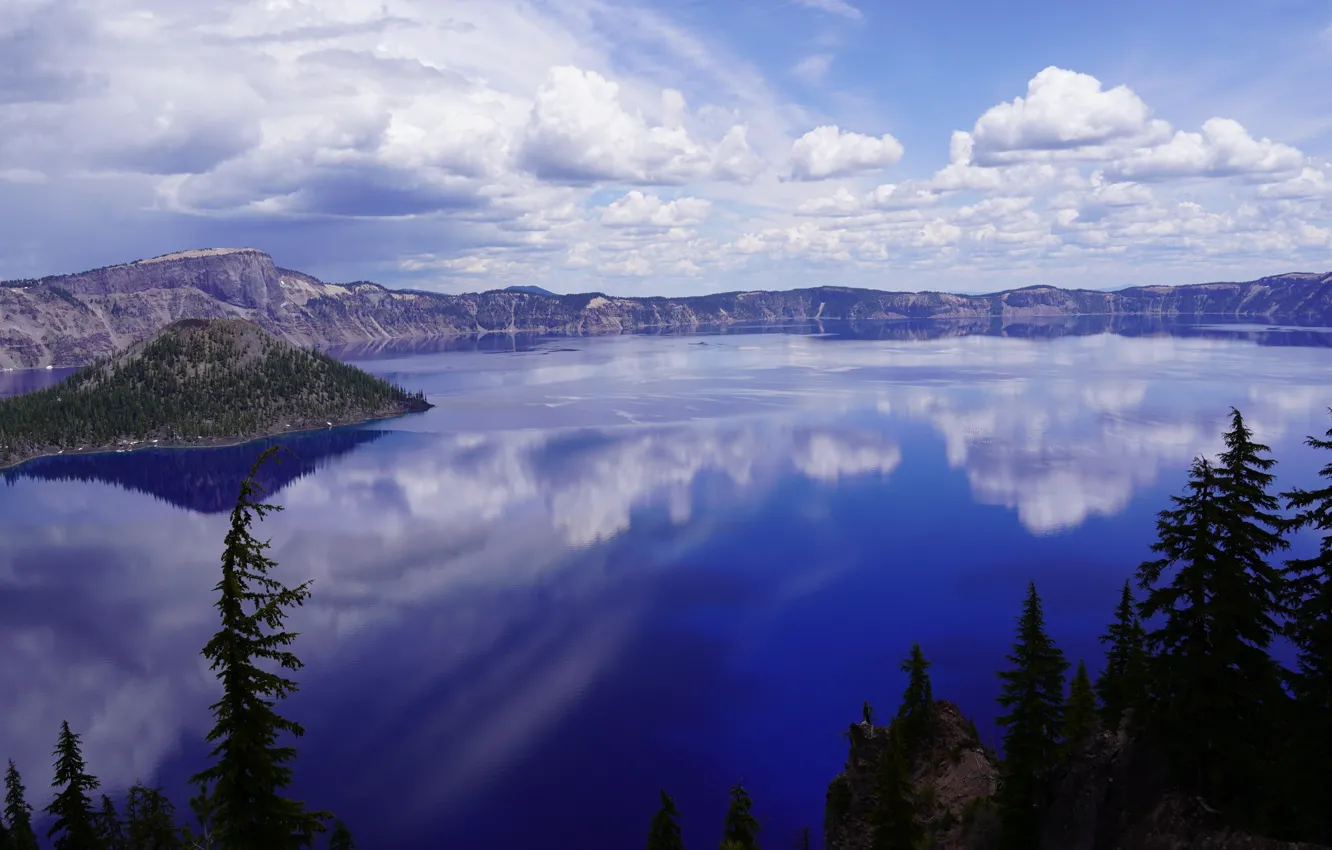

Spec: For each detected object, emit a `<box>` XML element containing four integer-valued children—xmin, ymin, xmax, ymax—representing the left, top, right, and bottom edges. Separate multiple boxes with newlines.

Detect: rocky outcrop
<box><xmin>1040</xmin><ymin>726</ymin><xmax>1329</xmax><ymax>850</ymax></box>
<box><xmin>3</xmin><ymin>248</ymin><xmax>1331</xmax><ymax>368</ymax></box>
<box><xmin>825</xmin><ymin>701</ymin><xmax>1000</xmax><ymax>850</ymax></box>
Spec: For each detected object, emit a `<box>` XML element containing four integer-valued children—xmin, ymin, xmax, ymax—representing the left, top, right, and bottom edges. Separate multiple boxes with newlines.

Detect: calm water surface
<box><xmin>2</xmin><ymin>324</ymin><xmax>1331</xmax><ymax>849</ymax></box>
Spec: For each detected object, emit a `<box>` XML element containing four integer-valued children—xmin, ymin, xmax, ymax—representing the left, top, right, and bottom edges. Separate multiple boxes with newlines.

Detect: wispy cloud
<box><xmin>791</xmin><ymin>54</ymin><xmax>834</xmax><ymax>85</ymax></box>
<box><xmin>793</xmin><ymin>0</ymin><xmax>864</xmax><ymax>21</ymax></box>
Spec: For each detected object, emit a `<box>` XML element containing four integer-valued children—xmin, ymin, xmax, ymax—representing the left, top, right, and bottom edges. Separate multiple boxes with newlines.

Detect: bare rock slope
<box><xmin>3</xmin><ymin>248</ymin><xmax>1331</xmax><ymax>367</ymax></box>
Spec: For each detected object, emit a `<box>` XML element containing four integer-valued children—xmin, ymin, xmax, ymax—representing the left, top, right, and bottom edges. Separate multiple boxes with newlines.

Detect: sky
<box><xmin>1</xmin><ymin>0</ymin><xmax>1330</xmax><ymax>295</ymax></box>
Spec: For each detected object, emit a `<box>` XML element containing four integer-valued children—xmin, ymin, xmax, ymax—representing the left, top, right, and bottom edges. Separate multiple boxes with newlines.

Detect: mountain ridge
<box><xmin>2</xmin><ymin>248</ymin><xmax>1331</xmax><ymax>368</ymax></box>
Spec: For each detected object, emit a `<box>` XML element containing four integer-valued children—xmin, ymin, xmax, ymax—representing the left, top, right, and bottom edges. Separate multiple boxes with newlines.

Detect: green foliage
<box><xmin>870</xmin><ymin>729</ymin><xmax>920</xmax><ymax>850</ymax></box>
<box><xmin>1280</xmin><ymin>409</ymin><xmax>1332</xmax><ymax>843</ymax></box>
<box><xmin>1137</xmin><ymin>409</ymin><xmax>1289</xmax><ymax>829</ymax></box>
<box><xmin>1063</xmin><ymin>660</ymin><xmax>1097</xmax><ymax>751</ymax></box>
<box><xmin>895</xmin><ymin>643</ymin><xmax>934</xmax><ymax>756</ymax></box>
<box><xmin>122</xmin><ymin>784</ymin><xmax>181</xmax><ymax>850</ymax></box>
<box><xmin>720</xmin><ymin>783</ymin><xmax>760</xmax><ymax>850</ymax></box>
<box><xmin>3</xmin><ymin>760</ymin><xmax>39</xmax><ymax>850</ymax></box>
<box><xmin>46</xmin><ymin>720</ymin><xmax>101</xmax><ymax>850</ymax></box>
<box><xmin>994</xmin><ymin>582</ymin><xmax>1068</xmax><ymax>850</ymax></box>
<box><xmin>646</xmin><ymin>790</ymin><xmax>685</xmax><ymax>850</ymax></box>
<box><xmin>0</xmin><ymin>319</ymin><xmax>426</xmax><ymax>467</ymax></box>
<box><xmin>328</xmin><ymin>820</ymin><xmax>356</xmax><ymax>850</ymax></box>
<box><xmin>189</xmin><ymin>447</ymin><xmax>329</xmax><ymax>849</ymax></box>
<box><xmin>1094</xmin><ymin>580</ymin><xmax>1146</xmax><ymax>731</ymax></box>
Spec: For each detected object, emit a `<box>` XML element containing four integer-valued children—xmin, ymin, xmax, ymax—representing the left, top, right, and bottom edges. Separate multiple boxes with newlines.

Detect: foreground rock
<box><xmin>1041</xmin><ymin>725</ymin><xmax>1329</xmax><ymax>850</ymax></box>
<box><xmin>825</xmin><ymin>705</ymin><xmax>1329</xmax><ymax>850</ymax></box>
<box><xmin>0</xmin><ymin>317</ymin><xmax>431</xmax><ymax>469</ymax></box>
<box><xmin>825</xmin><ymin>701</ymin><xmax>1000</xmax><ymax>850</ymax></box>
<box><xmin>2</xmin><ymin>247</ymin><xmax>1331</xmax><ymax>367</ymax></box>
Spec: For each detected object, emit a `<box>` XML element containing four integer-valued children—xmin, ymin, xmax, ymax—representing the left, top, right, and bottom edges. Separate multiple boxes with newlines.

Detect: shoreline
<box><xmin>0</xmin><ymin>404</ymin><xmax>432</xmax><ymax>473</ymax></box>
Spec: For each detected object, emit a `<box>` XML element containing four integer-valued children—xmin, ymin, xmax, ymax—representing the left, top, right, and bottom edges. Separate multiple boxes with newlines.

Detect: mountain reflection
<box><xmin>2</xmin><ymin>428</ymin><xmax>389</xmax><ymax>512</ymax></box>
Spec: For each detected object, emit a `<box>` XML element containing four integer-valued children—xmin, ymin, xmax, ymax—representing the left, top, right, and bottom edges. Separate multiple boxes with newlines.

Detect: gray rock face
<box><xmin>3</xmin><ymin>248</ymin><xmax>1331</xmax><ymax>368</ymax></box>
<box><xmin>825</xmin><ymin>701</ymin><xmax>999</xmax><ymax>850</ymax></box>
<box><xmin>1040</xmin><ymin>726</ymin><xmax>1328</xmax><ymax>850</ymax></box>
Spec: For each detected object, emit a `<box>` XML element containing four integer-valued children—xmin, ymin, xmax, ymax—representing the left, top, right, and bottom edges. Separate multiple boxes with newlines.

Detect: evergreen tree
<box><xmin>46</xmin><ymin>720</ymin><xmax>101</xmax><ymax>850</ymax></box>
<box><xmin>3</xmin><ymin>761</ymin><xmax>38</xmax><ymax>850</ymax></box>
<box><xmin>896</xmin><ymin>643</ymin><xmax>934</xmax><ymax>755</ymax></box>
<box><xmin>862</xmin><ymin>701</ymin><xmax>875</xmax><ymax>726</ymax></box>
<box><xmin>646</xmin><ymin>790</ymin><xmax>684</xmax><ymax>850</ymax></box>
<box><xmin>123</xmin><ymin>783</ymin><xmax>181</xmax><ymax>850</ymax></box>
<box><xmin>328</xmin><ymin>820</ymin><xmax>356</xmax><ymax>850</ymax></box>
<box><xmin>1138</xmin><ymin>411</ymin><xmax>1289</xmax><ymax>827</ymax></box>
<box><xmin>1094</xmin><ymin>579</ymin><xmax>1146</xmax><ymax>731</ymax></box>
<box><xmin>1063</xmin><ymin>660</ymin><xmax>1097</xmax><ymax>751</ymax></box>
<box><xmin>719</xmin><ymin>783</ymin><xmax>760</xmax><ymax>850</ymax></box>
<box><xmin>94</xmin><ymin>795</ymin><xmax>125</xmax><ymax>850</ymax></box>
<box><xmin>189</xmin><ymin>447</ymin><xmax>329</xmax><ymax>849</ymax></box>
<box><xmin>994</xmin><ymin>581</ymin><xmax>1068</xmax><ymax>850</ymax></box>
<box><xmin>1280</xmin><ymin>410</ymin><xmax>1332</xmax><ymax>842</ymax></box>
<box><xmin>0</xmin><ymin>800</ymin><xmax>9</xmax><ymax>849</ymax></box>
<box><xmin>870</xmin><ymin>727</ymin><xmax>920</xmax><ymax>850</ymax></box>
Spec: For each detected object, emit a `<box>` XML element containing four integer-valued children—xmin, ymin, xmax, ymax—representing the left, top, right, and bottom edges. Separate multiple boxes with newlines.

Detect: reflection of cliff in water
<box><xmin>321</xmin><ymin>316</ymin><xmax>1332</xmax><ymax>361</ymax></box>
<box><xmin>2</xmin><ymin>427</ymin><xmax>389</xmax><ymax>513</ymax></box>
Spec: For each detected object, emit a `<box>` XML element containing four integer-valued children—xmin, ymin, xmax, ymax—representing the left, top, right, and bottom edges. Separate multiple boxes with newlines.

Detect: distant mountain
<box><xmin>1</xmin><ymin>247</ymin><xmax>1330</xmax><ymax>368</ymax></box>
<box><xmin>0</xmin><ymin>317</ymin><xmax>431</xmax><ymax>469</ymax></box>
<box><xmin>502</xmin><ymin>284</ymin><xmax>558</xmax><ymax>297</ymax></box>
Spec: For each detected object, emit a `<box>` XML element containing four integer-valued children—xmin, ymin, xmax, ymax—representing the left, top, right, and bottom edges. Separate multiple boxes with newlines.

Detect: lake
<box><xmin>2</xmin><ymin>321</ymin><xmax>1331</xmax><ymax>849</ymax></box>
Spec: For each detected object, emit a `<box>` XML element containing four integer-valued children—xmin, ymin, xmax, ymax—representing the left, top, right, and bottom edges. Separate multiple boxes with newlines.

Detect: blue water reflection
<box><xmin>2</xmin><ymin>324</ymin><xmax>1331</xmax><ymax>849</ymax></box>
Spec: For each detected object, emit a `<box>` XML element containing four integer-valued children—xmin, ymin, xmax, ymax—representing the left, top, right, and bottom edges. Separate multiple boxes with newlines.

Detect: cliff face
<box><xmin>3</xmin><ymin>248</ymin><xmax>1331</xmax><ymax>367</ymax></box>
<box><xmin>1040</xmin><ymin>726</ymin><xmax>1328</xmax><ymax>850</ymax></box>
<box><xmin>825</xmin><ymin>701</ymin><xmax>1000</xmax><ymax>850</ymax></box>
<box><xmin>823</xmin><ymin>707</ymin><xmax>1329</xmax><ymax>850</ymax></box>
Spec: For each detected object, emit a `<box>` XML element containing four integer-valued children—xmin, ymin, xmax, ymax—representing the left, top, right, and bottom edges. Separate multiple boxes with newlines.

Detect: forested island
<box><xmin>0</xmin><ymin>318</ymin><xmax>431</xmax><ymax>470</ymax></box>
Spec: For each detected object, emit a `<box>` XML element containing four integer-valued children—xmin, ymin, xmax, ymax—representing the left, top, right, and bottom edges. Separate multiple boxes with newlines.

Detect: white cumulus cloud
<box><xmin>600</xmin><ymin>191</ymin><xmax>713</xmax><ymax>228</ymax></box>
<box><xmin>789</xmin><ymin>125</ymin><xmax>904</xmax><ymax>180</ymax></box>
<box><xmin>1108</xmin><ymin>118</ymin><xmax>1305</xmax><ymax>181</ymax></box>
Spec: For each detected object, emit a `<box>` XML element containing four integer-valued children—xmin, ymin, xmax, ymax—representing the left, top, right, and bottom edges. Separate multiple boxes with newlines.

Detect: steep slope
<box><xmin>0</xmin><ymin>317</ymin><xmax>431</xmax><ymax>469</ymax></box>
<box><xmin>2</xmin><ymin>248</ymin><xmax>1331</xmax><ymax>367</ymax></box>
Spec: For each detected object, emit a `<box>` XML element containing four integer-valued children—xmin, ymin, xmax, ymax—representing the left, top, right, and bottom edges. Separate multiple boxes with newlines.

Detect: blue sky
<box><xmin>1</xmin><ymin>0</ymin><xmax>1329</xmax><ymax>294</ymax></box>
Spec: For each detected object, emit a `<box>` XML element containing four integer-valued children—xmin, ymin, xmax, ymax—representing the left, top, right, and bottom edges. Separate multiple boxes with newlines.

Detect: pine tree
<box><xmin>896</xmin><ymin>643</ymin><xmax>934</xmax><ymax>755</ymax></box>
<box><xmin>1280</xmin><ymin>410</ymin><xmax>1332</xmax><ymax>842</ymax></box>
<box><xmin>94</xmin><ymin>795</ymin><xmax>125</xmax><ymax>850</ymax></box>
<box><xmin>720</xmin><ymin>783</ymin><xmax>760</xmax><ymax>850</ymax></box>
<box><xmin>0</xmin><ymin>799</ymin><xmax>9</xmax><ymax>849</ymax></box>
<box><xmin>328</xmin><ymin>820</ymin><xmax>356</xmax><ymax>850</ymax></box>
<box><xmin>3</xmin><ymin>760</ymin><xmax>39</xmax><ymax>850</ymax></box>
<box><xmin>1063</xmin><ymin>660</ymin><xmax>1097</xmax><ymax>751</ymax></box>
<box><xmin>1138</xmin><ymin>411</ymin><xmax>1289</xmax><ymax>828</ymax></box>
<box><xmin>123</xmin><ymin>783</ymin><xmax>181</xmax><ymax>850</ymax></box>
<box><xmin>870</xmin><ymin>727</ymin><xmax>920</xmax><ymax>850</ymax></box>
<box><xmin>46</xmin><ymin>720</ymin><xmax>101</xmax><ymax>850</ymax></box>
<box><xmin>862</xmin><ymin>701</ymin><xmax>875</xmax><ymax>726</ymax></box>
<box><xmin>994</xmin><ymin>581</ymin><xmax>1068</xmax><ymax>850</ymax></box>
<box><xmin>189</xmin><ymin>447</ymin><xmax>329</xmax><ymax>849</ymax></box>
<box><xmin>1094</xmin><ymin>579</ymin><xmax>1146</xmax><ymax>732</ymax></box>
<box><xmin>646</xmin><ymin>790</ymin><xmax>685</xmax><ymax>850</ymax></box>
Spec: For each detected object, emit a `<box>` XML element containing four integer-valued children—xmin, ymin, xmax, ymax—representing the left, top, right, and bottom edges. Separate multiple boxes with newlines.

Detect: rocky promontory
<box><xmin>825</xmin><ymin>705</ymin><xmax>1329</xmax><ymax>850</ymax></box>
<box><xmin>2</xmin><ymin>247</ymin><xmax>1331</xmax><ymax>368</ymax></box>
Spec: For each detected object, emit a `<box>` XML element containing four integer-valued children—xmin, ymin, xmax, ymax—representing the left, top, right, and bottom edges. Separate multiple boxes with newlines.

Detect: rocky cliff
<box><xmin>824</xmin><ymin>705</ymin><xmax>1329</xmax><ymax>850</ymax></box>
<box><xmin>3</xmin><ymin>248</ymin><xmax>1331</xmax><ymax>368</ymax></box>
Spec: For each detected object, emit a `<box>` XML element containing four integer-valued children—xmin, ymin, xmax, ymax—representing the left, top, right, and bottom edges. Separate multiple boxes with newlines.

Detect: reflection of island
<box><xmin>2</xmin><ymin>427</ymin><xmax>389</xmax><ymax>513</ymax></box>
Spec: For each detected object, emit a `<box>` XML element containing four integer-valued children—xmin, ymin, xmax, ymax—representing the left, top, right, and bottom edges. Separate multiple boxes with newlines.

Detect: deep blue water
<box><xmin>2</xmin><ymin>322</ymin><xmax>1332</xmax><ymax>849</ymax></box>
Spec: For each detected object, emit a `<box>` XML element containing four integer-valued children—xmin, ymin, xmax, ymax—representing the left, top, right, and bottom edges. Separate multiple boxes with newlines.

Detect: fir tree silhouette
<box><xmin>646</xmin><ymin>790</ymin><xmax>685</xmax><ymax>850</ymax></box>
<box><xmin>189</xmin><ymin>446</ymin><xmax>330</xmax><ymax>849</ymax></box>
<box><xmin>994</xmin><ymin>581</ymin><xmax>1068</xmax><ymax>850</ymax></box>
<box><xmin>46</xmin><ymin>720</ymin><xmax>101</xmax><ymax>850</ymax></box>
<box><xmin>1095</xmin><ymin>579</ymin><xmax>1146</xmax><ymax>731</ymax></box>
